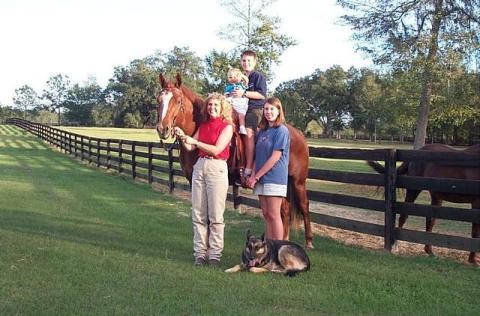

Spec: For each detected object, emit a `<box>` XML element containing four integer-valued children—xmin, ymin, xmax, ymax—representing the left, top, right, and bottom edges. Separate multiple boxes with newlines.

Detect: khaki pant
<box><xmin>191</xmin><ymin>157</ymin><xmax>229</xmax><ymax>261</ymax></box>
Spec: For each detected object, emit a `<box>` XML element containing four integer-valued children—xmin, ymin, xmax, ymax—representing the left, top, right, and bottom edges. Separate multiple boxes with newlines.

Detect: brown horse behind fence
<box><xmin>368</xmin><ymin>144</ymin><xmax>480</xmax><ymax>264</ymax></box>
<box><xmin>156</xmin><ymin>73</ymin><xmax>313</xmax><ymax>248</ymax></box>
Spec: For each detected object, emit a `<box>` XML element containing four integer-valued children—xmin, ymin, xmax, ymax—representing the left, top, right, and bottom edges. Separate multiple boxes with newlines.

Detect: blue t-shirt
<box><xmin>254</xmin><ymin>124</ymin><xmax>290</xmax><ymax>185</ymax></box>
<box><xmin>247</xmin><ymin>70</ymin><xmax>267</xmax><ymax>110</ymax></box>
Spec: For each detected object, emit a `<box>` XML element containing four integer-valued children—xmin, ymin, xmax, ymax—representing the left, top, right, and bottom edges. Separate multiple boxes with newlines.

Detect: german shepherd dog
<box><xmin>225</xmin><ymin>231</ymin><xmax>310</xmax><ymax>276</ymax></box>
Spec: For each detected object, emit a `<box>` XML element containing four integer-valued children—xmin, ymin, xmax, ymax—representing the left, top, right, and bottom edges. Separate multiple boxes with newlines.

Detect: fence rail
<box><xmin>6</xmin><ymin>118</ymin><xmax>480</xmax><ymax>256</ymax></box>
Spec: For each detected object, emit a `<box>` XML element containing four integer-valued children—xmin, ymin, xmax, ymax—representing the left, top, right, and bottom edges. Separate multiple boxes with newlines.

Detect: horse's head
<box><xmin>156</xmin><ymin>73</ymin><xmax>196</xmax><ymax>139</ymax></box>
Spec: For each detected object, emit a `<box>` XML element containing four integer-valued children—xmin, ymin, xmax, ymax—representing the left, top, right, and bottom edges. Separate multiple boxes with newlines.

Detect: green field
<box><xmin>1</xmin><ymin>124</ymin><xmax>479</xmax><ymax>315</ymax></box>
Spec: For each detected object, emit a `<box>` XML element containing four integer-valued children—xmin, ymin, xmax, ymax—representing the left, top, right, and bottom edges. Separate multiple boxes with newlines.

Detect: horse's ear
<box><xmin>159</xmin><ymin>73</ymin><xmax>166</xmax><ymax>88</ymax></box>
<box><xmin>175</xmin><ymin>73</ymin><xmax>182</xmax><ymax>88</ymax></box>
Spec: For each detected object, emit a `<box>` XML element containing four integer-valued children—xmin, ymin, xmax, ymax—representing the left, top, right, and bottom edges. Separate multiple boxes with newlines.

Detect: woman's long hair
<box><xmin>258</xmin><ymin>97</ymin><xmax>286</xmax><ymax>130</ymax></box>
<box><xmin>203</xmin><ymin>93</ymin><xmax>233</xmax><ymax>125</ymax></box>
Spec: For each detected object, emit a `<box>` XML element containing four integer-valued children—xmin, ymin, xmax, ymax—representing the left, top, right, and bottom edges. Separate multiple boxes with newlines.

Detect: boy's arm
<box><xmin>244</xmin><ymin>90</ymin><xmax>265</xmax><ymax>100</ymax></box>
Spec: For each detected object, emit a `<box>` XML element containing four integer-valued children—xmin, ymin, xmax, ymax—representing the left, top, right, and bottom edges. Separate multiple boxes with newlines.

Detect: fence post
<box><xmin>118</xmin><ymin>140</ymin><xmax>123</xmax><ymax>174</ymax></box>
<box><xmin>88</xmin><ymin>137</ymin><xmax>93</xmax><ymax>163</ymax></box>
<box><xmin>74</xmin><ymin>135</ymin><xmax>78</xmax><ymax>158</ymax></box>
<box><xmin>131</xmin><ymin>142</ymin><xmax>136</xmax><ymax>179</ymax></box>
<box><xmin>61</xmin><ymin>131</ymin><xmax>65</xmax><ymax>152</ymax></box>
<box><xmin>168</xmin><ymin>148</ymin><xmax>174</xmax><ymax>194</ymax></box>
<box><xmin>384</xmin><ymin>148</ymin><xmax>397</xmax><ymax>251</ymax></box>
<box><xmin>68</xmin><ymin>133</ymin><xmax>72</xmax><ymax>155</ymax></box>
<box><xmin>106</xmin><ymin>140</ymin><xmax>111</xmax><ymax>169</ymax></box>
<box><xmin>47</xmin><ymin>126</ymin><xmax>52</xmax><ymax>145</ymax></box>
<box><xmin>80</xmin><ymin>136</ymin><xmax>84</xmax><ymax>161</ymax></box>
<box><xmin>97</xmin><ymin>139</ymin><xmax>100</xmax><ymax>167</ymax></box>
<box><xmin>148</xmin><ymin>143</ymin><xmax>153</xmax><ymax>184</ymax></box>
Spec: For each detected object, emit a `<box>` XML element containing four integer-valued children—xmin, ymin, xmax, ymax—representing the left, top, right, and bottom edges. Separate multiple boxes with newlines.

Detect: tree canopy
<box><xmin>338</xmin><ymin>0</ymin><xmax>480</xmax><ymax>148</ymax></box>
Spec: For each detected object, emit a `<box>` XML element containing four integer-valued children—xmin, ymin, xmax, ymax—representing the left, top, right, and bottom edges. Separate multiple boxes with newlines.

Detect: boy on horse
<box><xmin>229</xmin><ymin>50</ymin><xmax>267</xmax><ymax>185</ymax></box>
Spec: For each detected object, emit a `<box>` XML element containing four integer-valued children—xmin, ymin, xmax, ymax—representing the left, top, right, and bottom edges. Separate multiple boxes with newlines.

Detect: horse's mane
<box><xmin>180</xmin><ymin>85</ymin><xmax>204</xmax><ymax>125</ymax></box>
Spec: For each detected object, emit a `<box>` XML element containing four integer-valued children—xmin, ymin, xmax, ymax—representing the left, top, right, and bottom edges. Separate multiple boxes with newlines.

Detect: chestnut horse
<box><xmin>156</xmin><ymin>74</ymin><xmax>313</xmax><ymax>248</ymax></box>
<box><xmin>368</xmin><ymin>144</ymin><xmax>480</xmax><ymax>264</ymax></box>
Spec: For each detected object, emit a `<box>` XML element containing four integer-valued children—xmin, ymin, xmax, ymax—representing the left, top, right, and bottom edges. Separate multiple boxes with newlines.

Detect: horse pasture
<box><xmin>1</xmin><ymin>124</ymin><xmax>478</xmax><ymax>315</ymax></box>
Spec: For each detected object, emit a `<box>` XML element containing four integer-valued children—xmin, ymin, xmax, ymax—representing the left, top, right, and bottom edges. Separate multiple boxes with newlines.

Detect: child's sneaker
<box><xmin>239</xmin><ymin>125</ymin><xmax>247</xmax><ymax>135</ymax></box>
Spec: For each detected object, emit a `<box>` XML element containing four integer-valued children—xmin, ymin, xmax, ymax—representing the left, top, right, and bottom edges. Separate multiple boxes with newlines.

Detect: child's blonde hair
<box><xmin>227</xmin><ymin>68</ymin><xmax>249</xmax><ymax>86</ymax></box>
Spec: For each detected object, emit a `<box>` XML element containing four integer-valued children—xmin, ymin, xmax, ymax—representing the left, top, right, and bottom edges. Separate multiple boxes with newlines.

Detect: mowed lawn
<box><xmin>1</xmin><ymin>124</ymin><xmax>479</xmax><ymax>315</ymax></box>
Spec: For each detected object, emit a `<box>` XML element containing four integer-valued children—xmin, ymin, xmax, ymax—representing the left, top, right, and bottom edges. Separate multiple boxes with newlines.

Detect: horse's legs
<box><xmin>425</xmin><ymin>193</ymin><xmax>441</xmax><ymax>255</ymax></box>
<box><xmin>468</xmin><ymin>201</ymin><xmax>480</xmax><ymax>265</ymax></box>
<box><xmin>291</xmin><ymin>179</ymin><xmax>314</xmax><ymax>249</ymax></box>
<box><xmin>399</xmin><ymin>190</ymin><xmax>421</xmax><ymax>228</ymax></box>
<box><xmin>281</xmin><ymin>198</ymin><xmax>290</xmax><ymax>241</ymax></box>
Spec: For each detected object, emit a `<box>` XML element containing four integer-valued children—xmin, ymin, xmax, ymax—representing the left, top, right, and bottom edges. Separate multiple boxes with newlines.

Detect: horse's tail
<box><xmin>367</xmin><ymin>160</ymin><xmax>386</xmax><ymax>174</ymax></box>
<box><xmin>366</xmin><ymin>161</ymin><xmax>409</xmax><ymax>175</ymax></box>
<box><xmin>287</xmin><ymin>180</ymin><xmax>303</xmax><ymax>231</ymax></box>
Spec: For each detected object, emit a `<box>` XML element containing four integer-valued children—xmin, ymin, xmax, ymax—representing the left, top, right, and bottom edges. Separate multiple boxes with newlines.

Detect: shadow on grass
<box><xmin>0</xmin><ymin>207</ymin><xmax>194</xmax><ymax>263</ymax></box>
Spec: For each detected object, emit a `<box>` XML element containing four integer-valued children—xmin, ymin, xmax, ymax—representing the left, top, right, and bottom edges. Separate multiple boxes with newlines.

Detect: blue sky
<box><xmin>0</xmin><ymin>0</ymin><xmax>371</xmax><ymax>105</ymax></box>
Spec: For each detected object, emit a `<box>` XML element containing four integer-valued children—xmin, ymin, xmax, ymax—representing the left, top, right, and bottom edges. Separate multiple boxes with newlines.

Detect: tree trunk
<box><xmin>413</xmin><ymin>0</ymin><xmax>443</xmax><ymax>150</ymax></box>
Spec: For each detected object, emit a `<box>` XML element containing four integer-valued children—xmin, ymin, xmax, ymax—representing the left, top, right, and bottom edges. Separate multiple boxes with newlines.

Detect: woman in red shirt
<box><xmin>174</xmin><ymin>93</ymin><xmax>233</xmax><ymax>266</ymax></box>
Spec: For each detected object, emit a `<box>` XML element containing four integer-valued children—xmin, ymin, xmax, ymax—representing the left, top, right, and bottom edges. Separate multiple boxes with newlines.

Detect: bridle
<box><xmin>157</xmin><ymin>87</ymin><xmax>186</xmax><ymax>151</ymax></box>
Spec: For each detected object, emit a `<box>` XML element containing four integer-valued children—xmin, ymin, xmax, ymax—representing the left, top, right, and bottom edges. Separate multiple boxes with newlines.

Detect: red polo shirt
<box><xmin>197</xmin><ymin>117</ymin><xmax>230</xmax><ymax>160</ymax></box>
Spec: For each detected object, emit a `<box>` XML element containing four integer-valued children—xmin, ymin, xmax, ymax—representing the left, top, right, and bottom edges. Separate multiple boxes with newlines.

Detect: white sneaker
<box><xmin>239</xmin><ymin>125</ymin><xmax>247</xmax><ymax>135</ymax></box>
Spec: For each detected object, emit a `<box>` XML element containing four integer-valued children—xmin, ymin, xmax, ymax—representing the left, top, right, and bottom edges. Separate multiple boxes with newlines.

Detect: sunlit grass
<box><xmin>1</xmin><ymin>124</ymin><xmax>479</xmax><ymax>315</ymax></box>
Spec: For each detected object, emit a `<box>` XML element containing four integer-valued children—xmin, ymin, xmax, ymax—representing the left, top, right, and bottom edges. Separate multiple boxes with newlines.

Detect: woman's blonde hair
<box><xmin>227</xmin><ymin>67</ymin><xmax>249</xmax><ymax>86</ymax></box>
<box><xmin>258</xmin><ymin>97</ymin><xmax>286</xmax><ymax>129</ymax></box>
<box><xmin>203</xmin><ymin>93</ymin><xmax>233</xmax><ymax>125</ymax></box>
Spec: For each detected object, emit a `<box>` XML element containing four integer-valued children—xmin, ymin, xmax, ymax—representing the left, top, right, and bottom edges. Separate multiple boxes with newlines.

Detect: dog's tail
<box><xmin>285</xmin><ymin>265</ymin><xmax>310</xmax><ymax>277</ymax></box>
<box><xmin>285</xmin><ymin>251</ymin><xmax>310</xmax><ymax>277</ymax></box>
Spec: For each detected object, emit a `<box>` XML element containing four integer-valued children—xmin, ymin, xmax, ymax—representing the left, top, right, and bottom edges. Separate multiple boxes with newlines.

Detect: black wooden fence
<box><xmin>6</xmin><ymin>118</ymin><xmax>480</xmax><ymax>256</ymax></box>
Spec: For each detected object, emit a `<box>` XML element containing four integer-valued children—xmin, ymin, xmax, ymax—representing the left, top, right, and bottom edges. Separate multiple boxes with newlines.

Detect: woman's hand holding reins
<box><xmin>174</xmin><ymin>127</ymin><xmax>185</xmax><ymax>138</ymax></box>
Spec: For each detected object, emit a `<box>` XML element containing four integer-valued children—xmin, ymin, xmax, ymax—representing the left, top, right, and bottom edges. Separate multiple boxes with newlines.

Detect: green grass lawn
<box><xmin>1</xmin><ymin>124</ymin><xmax>479</xmax><ymax>315</ymax></box>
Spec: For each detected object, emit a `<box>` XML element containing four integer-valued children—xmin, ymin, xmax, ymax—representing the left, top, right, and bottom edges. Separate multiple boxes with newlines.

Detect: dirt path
<box><xmin>159</xmin><ymin>184</ymin><xmax>473</xmax><ymax>265</ymax></box>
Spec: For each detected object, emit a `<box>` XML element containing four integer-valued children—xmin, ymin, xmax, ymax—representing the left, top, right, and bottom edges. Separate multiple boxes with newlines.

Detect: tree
<box><xmin>275</xmin><ymin>80</ymin><xmax>310</xmax><ymax>129</ymax></box>
<box><xmin>304</xmin><ymin>66</ymin><xmax>350</xmax><ymax>137</ymax></box>
<box><xmin>106</xmin><ymin>47</ymin><xmax>205</xmax><ymax>127</ymax></box>
<box><xmin>64</xmin><ymin>78</ymin><xmax>105</xmax><ymax>126</ymax></box>
<box><xmin>349</xmin><ymin>69</ymin><xmax>383</xmax><ymax>141</ymax></box>
<box><xmin>338</xmin><ymin>0</ymin><xmax>480</xmax><ymax>148</ymax></box>
<box><xmin>13</xmin><ymin>85</ymin><xmax>39</xmax><ymax>119</ymax></box>
<box><xmin>218</xmin><ymin>0</ymin><xmax>297</xmax><ymax>80</ymax></box>
<box><xmin>203</xmin><ymin>49</ymin><xmax>238</xmax><ymax>93</ymax></box>
<box><xmin>160</xmin><ymin>47</ymin><xmax>206</xmax><ymax>93</ymax></box>
<box><xmin>0</xmin><ymin>105</ymin><xmax>22</xmax><ymax>123</ymax></box>
<box><xmin>42</xmin><ymin>74</ymin><xmax>71</xmax><ymax>125</ymax></box>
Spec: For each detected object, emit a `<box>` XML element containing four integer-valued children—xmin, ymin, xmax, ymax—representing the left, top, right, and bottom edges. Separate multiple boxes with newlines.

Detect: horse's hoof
<box><xmin>467</xmin><ymin>254</ymin><xmax>478</xmax><ymax>266</ymax></box>
<box><xmin>424</xmin><ymin>245</ymin><xmax>434</xmax><ymax>255</ymax></box>
<box><xmin>391</xmin><ymin>243</ymin><xmax>399</xmax><ymax>254</ymax></box>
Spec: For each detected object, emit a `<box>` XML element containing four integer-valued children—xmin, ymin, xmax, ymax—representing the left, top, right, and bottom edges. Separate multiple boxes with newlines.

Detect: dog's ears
<box><xmin>261</xmin><ymin>233</ymin><xmax>265</xmax><ymax>242</ymax></box>
<box><xmin>246</xmin><ymin>229</ymin><xmax>251</xmax><ymax>240</ymax></box>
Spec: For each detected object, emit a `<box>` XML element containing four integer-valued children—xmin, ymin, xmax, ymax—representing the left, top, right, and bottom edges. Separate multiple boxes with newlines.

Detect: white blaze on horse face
<box><xmin>160</xmin><ymin>91</ymin><xmax>173</xmax><ymax>121</ymax></box>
